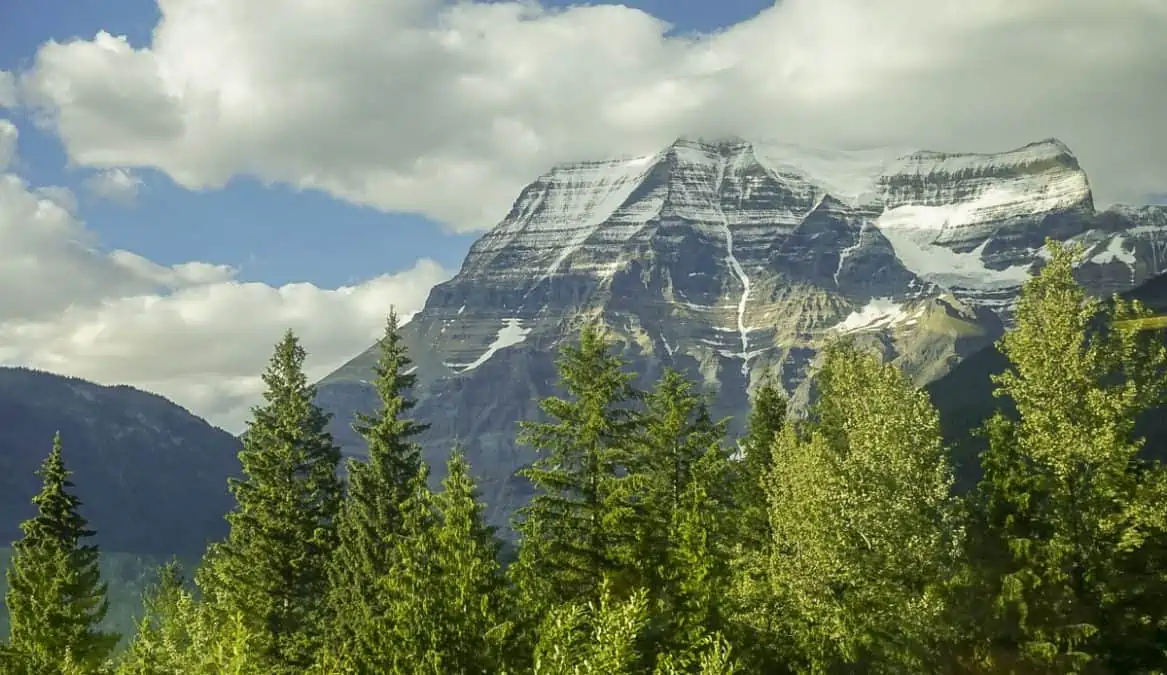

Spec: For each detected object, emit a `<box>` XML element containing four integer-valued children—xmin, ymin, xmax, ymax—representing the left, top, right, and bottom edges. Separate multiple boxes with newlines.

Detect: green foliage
<box><xmin>653</xmin><ymin>454</ymin><xmax>734</xmax><ymax>668</ymax></box>
<box><xmin>511</xmin><ymin>323</ymin><xmax>642</xmax><ymax>614</ymax></box>
<box><xmin>629</xmin><ymin>369</ymin><xmax>734</xmax><ymax>665</ymax></box>
<box><xmin>0</xmin><ymin>548</ymin><xmax>184</xmax><ymax>650</ymax></box>
<box><xmin>8</xmin><ymin>272</ymin><xmax>1167</xmax><ymax>675</ymax></box>
<box><xmin>531</xmin><ymin>582</ymin><xmax>650</xmax><ymax>675</ymax></box>
<box><xmin>4</xmin><ymin>433</ymin><xmax>119</xmax><ymax>671</ymax></box>
<box><xmin>723</xmin><ymin>374</ymin><xmax>789</xmax><ymax>672</ymax></box>
<box><xmin>964</xmin><ymin>240</ymin><xmax>1167</xmax><ymax>672</ymax></box>
<box><xmin>196</xmin><ymin>330</ymin><xmax>342</xmax><ymax>673</ymax></box>
<box><xmin>765</xmin><ymin>342</ymin><xmax>962</xmax><ymax>672</ymax></box>
<box><xmin>734</xmin><ymin>370</ymin><xmax>787</xmax><ymax>549</ymax></box>
<box><xmin>324</xmin><ymin>312</ymin><xmax>431</xmax><ymax>667</ymax></box>
<box><xmin>424</xmin><ymin>451</ymin><xmax>515</xmax><ymax>672</ymax></box>
<box><xmin>333</xmin><ymin>454</ymin><xmax>516</xmax><ymax>674</ymax></box>
<box><xmin>631</xmin><ymin>369</ymin><xmax>725</xmax><ymax>578</ymax></box>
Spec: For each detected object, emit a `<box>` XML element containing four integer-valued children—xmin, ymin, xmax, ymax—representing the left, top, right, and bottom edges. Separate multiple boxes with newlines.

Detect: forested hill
<box><xmin>0</xmin><ymin>367</ymin><xmax>242</xmax><ymax>558</ymax></box>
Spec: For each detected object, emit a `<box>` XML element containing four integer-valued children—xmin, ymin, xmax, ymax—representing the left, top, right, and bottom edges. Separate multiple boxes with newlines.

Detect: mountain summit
<box><xmin>317</xmin><ymin>136</ymin><xmax>1167</xmax><ymax>531</ymax></box>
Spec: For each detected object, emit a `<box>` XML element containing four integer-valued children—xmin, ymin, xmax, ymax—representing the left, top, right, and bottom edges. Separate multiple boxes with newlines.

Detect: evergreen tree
<box><xmin>966</xmin><ymin>241</ymin><xmax>1167</xmax><ymax>672</ymax></box>
<box><xmin>765</xmin><ymin>342</ymin><xmax>962</xmax><ymax>672</ymax></box>
<box><xmin>361</xmin><ymin>453</ymin><xmax>515</xmax><ymax>674</ymax></box>
<box><xmin>426</xmin><ymin>451</ymin><xmax>515</xmax><ymax>672</ymax></box>
<box><xmin>325</xmin><ymin>311</ymin><xmax>430</xmax><ymax>666</ymax></box>
<box><xmin>511</xmin><ymin>323</ymin><xmax>642</xmax><ymax>616</ymax></box>
<box><xmin>735</xmin><ymin>371</ymin><xmax>786</xmax><ymax>550</ymax></box>
<box><xmin>116</xmin><ymin>560</ymin><xmax>189</xmax><ymax>674</ymax></box>
<box><xmin>198</xmin><ymin>330</ymin><xmax>343</xmax><ymax>673</ymax></box>
<box><xmin>654</xmin><ymin>449</ymin><xmax>735</xmax><ymax>668</ymax></box>
<box><xmin>629</xmin><ymin>369</ymin><xmax>733</xmax><ymax>666</ymax></box>
<box><xmin>4</xmin><ymin>432</ymin><xmax>118</xmax><ymax>671</ymax></box>
<box><xmin>633</xmin><ymin>369</ymin><xmax>725</xmax><ymax>567</ymax></box>
<box><xmin>364</xmin><ymin>465</ymin><xmax>441</xmax><ymax>673</ymax></box>
<box><xmin>723</xmin><ymin>372</ymin><xmax>789</xmax><ymax>671</ymax></box>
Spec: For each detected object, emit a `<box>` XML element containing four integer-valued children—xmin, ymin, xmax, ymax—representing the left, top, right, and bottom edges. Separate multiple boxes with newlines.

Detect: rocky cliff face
<box><xmin>316</xmin><ymin>136</ymin><xmax>1167</xmax><ymax>533</ymax></box>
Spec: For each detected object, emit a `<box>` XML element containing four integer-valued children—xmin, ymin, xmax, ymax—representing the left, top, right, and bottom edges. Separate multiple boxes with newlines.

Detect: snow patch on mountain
<box><xmin>752</xmin><ymin>142</ymin><xmax>906</xmax><ymax>206</ymax></box>
<box><xmin>879</xmin><ymin>177</ymin><xmax>1087</xmax><ymax>235</ymax></box>
<box><xmin>833</xmin><ymin>298</ymin><xmax>924</xmax><ymax>334</ymax></box>
<box><xmin>444</xmin><ymin>318</ymin><xmax>530</xmax><ymax>373</ymax></box>
<box><xmin>877</xmin><ymin>206</ymin><xmax>1034</xmax><ymax>290</ymax></box>
<box><xmin>884</xmin><ymin>139</ymin><xmax>1074</xmax><ymax>177</ymax></box>
<box><xmin>1091</xmin><ymin>235</ymin><xmax>1136</xmax><ymax>266</ymax></box>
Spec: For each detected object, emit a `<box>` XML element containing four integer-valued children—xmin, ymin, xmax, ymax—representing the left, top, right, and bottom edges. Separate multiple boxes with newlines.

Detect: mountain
<box><xmin>317</xmin><ymin>136</ymin><xmax>1167</xmax><ymax>533</ymax></box>
<box><xmin>0</xmin><ymin>367</ymin><xmax>242</xmax><ymax>558</ymax></box>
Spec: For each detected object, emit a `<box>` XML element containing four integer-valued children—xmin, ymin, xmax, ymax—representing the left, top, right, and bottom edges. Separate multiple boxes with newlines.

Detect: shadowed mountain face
<box><xmin>0</xmin><ymin>368</ymin><xmax>242</xmax><ymax>558</ymax></box>
<box><xmin>317</xmin><ymin>136</ymin><xmax>1167</xmax><ymax>534</ymax></box>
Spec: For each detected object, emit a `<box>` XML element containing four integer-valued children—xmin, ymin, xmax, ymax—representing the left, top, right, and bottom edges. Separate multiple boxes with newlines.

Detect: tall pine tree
<box><xmin>4</xmin><ymin>432</ymin><xmax>117</xmax><ymax>672</ymax></box>
<box><xmin>725</xmin><ymin>373</ymin><xmax>789</xmax><ymax>671</ymax></box>
<box><xmin>324</xmin><ymin>311</ymin><xmax>430</xmax><ymax>667</ymax></box>
<box><xmin>735</xmin><ymin>371</ymin><xmax>786</xmax><ymax>550</ymax></box>
<box><xmin>634</xmin><ymin>369</ymin><xmax>724</xmax><ymax>556</ymax></box>
<box><xmin>511</xmin><ymin>323</ymin><xmax>642</xmax><ymax>620</ymax></box>
<box><xmin>654</xmin><ymin>448</ymin><xmax>735</xmax><ymax>669</ymax></box>
<box><xmin>427</xmin><ymin>451</ymin><xmax>515</xmax><ymax>672</ymax></box>
<box><xmin>630</xmin><ymin>369</ymin><xmax>731</xmax><ymax>665</ymax></box>
<box><xmin>366</xmin><ymin>452</ymin><xmax>515</xmax><ymax>674</ymax></box>
<box><xmin>198</xmin><ymin>330</ymin><xmax>343</xmax><ymax>673</ymax></box>
<box><xmin>357</xmin><ymin>464</ymin><xmax>441</xmax><ymax>673</ymax></box>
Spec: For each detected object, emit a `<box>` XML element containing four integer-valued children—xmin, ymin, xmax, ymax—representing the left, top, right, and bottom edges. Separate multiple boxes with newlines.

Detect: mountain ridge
<box><xmin>318</xmin><ymin>135</ymin><xmax>1167</xmax><ymax>534</ymax></box>
<box><xmin>0</xmin><ymin>366</ymin><xmax>243</xmax><ymax>558</ymax></box>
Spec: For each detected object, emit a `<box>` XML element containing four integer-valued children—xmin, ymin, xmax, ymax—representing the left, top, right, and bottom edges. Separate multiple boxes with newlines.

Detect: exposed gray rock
<box><xmin>317</xmin><ymin>136</ymin><xmax>1167</xmax><ymax>536</ymax></box>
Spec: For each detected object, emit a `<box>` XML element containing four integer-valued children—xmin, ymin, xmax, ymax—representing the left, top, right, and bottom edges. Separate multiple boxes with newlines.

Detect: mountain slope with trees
<box><xmin>5</xmin><ymin>241</ymin><xmax>1167</xmax><ymax>673</ymax></box>
<box><xmin>0</xmin><ymin>368</ymin><xmax>242</xmax><ymax>559</ymax></box>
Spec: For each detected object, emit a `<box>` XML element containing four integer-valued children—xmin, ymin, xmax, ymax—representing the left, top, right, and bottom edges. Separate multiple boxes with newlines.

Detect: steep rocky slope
<box><xmin>318</xmin><ymin>136</ymin><xmax>1167</xmax><ymax>532</ymax></box>
<box><xmin>0</xmin><ymin>367</ymin><xmax>242</xmax><ymax>558</ymax></box>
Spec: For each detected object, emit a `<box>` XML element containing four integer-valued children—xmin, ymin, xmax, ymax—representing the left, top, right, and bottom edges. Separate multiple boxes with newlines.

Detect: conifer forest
<box><xmin>4</xmin><ymin>243</ymin><xmax>1167</xmax><ymax>674</ymax></box>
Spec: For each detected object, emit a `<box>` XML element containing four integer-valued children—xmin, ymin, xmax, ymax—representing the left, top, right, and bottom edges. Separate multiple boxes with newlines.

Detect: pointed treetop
<box><xmin>25</xmin><ymin>431</ymin><xmax>93</xmax><ymax>545</ymax></box>
<box><xmin>5</xmin><ymin>432</ymin><xmax>115</xmax><ymax>669</ymax></box>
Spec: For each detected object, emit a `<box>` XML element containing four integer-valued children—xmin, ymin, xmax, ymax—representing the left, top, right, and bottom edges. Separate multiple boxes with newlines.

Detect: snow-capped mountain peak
<box><xmin>317</xmin><ymin>136</ymin><xmax>1167</xmax><ymax>537</ymax></box>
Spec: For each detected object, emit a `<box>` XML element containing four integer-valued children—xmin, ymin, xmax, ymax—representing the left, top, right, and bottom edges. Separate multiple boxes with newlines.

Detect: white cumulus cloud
<box><xmin>11</xmin><ymin>0</ymin><xmax>1167</xmax><ymax>232</ymax></box>
<box><xmin>0</xmin><ymin>119</ymin><xmax>16</xmax><ymax>169</ymax></box>
<box><xmin>0</xmin><ymin>124</ymin><xmax>452</xmax><ymax>431</ymax></box>
<box><xmin>82</xmin><ymin>167</ymin><xmax>144</xmax><ymax>206</ymax></box>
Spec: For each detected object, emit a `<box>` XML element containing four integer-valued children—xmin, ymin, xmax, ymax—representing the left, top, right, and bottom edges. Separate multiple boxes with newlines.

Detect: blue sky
<box><xmin>0</xmin><ymin>0</ymin><xmax>774</xmax><ymax>288</ymax></box>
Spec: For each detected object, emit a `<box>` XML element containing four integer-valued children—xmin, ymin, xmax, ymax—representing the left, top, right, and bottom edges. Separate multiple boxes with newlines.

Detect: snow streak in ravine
<box><xmin>713</xmin><ymin>154</ymin><xmax>753</xmax><ymax>375</ymax></box>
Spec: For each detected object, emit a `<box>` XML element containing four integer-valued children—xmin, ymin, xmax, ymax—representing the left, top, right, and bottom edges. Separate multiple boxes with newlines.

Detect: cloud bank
<box><xmin>0</xmin><ymin>122</ymin><xmax>451</xmax><ymax>431</ymax></box>
<box><xmin>9</xmin><ymin>0</ymin><xmax>1167</xmax><ymax>231</ymax></box>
